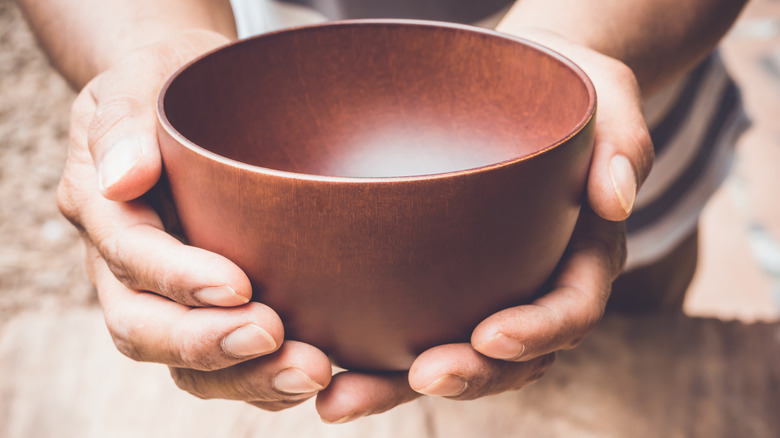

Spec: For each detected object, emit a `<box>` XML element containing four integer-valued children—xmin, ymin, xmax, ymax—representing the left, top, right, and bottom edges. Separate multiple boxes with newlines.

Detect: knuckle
<box><xmin>604</xmin><ymin>57</ymin><xmax>640</xmax><ymax>93</ymax></box>
<box><xmin>58</xmin><ymin>97</ymin><xmax>98</xmax><ymax>228</ymax></box>
<box><xmin>614</xmin><ymin>60</ymin><xmax>637</xmax><ymax>85</ymax></box>
<box><xmin>486</xmin><ymin>353</ymin><xmax>559</xmax><ymax>395</ymax></box>
<box><xmin>169</xmin><ymin>368</ymin><xmax>211</xmax><ymax>400</ymax></box>
<box><xmin>56</xmin><ymin>176</ymin><xmax>83</xmax><ymax>229</ymax></box>
<box><xmin>87</xmin><ymin>96</ymin><xmax>142</xmax><ymax>149</ymax></box>
<box><xmin>582</xmin><ymin>302</ymin><xmax>605</xmax><ymax>332</ymax></box>
<box><xmin>527</xmin><ymin>354</ymin><xmax>556</xmax><ymax>384</ymax></box>
<box><xmin>70</xmin><ymin>92</ymin><xmax>95</xmax><ymax>132</ymax></box>
<box><xmin>235</xmin><ymin>374</ymin><xmax>277</xmax><ymax>402</ymax></box>
<box><xmin>565</xmin><ymin>336</ymin><xmax>587</xmax><ymax>349</ymax></box>
<box><xmin>97</xmin><ymin>232</ymin><xmax>137</xmax><ymax>288</ymax></box>
<box><xmin>565</xmin><ymin>305</ymin><xmax>603</xmax><ymax>349</ymax></box>
<box><xmin>174</xmin><ymin>329</ymin><xmax>222</xmax><ymax>371</ymax></box>
<box><xmin>571</xmin><ymin>215</ymin><xmax>628</xmax><ymax>279</ymax></box>
<box><xmin>539</xmin><ymin>352</ymin><xmax>557</xmax><ymax>369</ymax></box>
<box><xmin>154</xmin><ymin>268</ymin><xmax>191</xmax><ymax>304</ymax></box>
<box><xmin>112</xmin><ymin>335</ymin><xmax>144</xmax><ymax>362</ymax></box>
<box><xmin>82</xmin><ymin>245</ymin><xmax>102</xmax><ymax>286</ymax></box>
<box><xmin>104</xmin><ymin>315</ymin><xmax>144</xmax><ymax>362</ymax></box>
<box><xmin>92</xmin><ymin>218</ymin><xmax>183</xmax><ymax>301</ymax></box>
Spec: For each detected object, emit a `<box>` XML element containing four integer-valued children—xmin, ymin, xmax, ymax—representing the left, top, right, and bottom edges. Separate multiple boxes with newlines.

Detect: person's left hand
<box><xmin>313</xmin><ymin>30</ymin><xmax>652</xmax><ymax>423</ymax></box>
<box><xmin>315</xmin><ymin>210</ymin><xmax>626</xmax><ymax>422</ymax></box>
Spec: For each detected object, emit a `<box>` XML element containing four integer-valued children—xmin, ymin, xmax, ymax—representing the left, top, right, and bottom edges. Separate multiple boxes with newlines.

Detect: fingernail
<box><xmin>98</xmin><ymin>137</ymin><xmax>145</xmax><ymax>191</ymax></box>
<box><xmin>609</xmin><ymin>155</ymin><xmax>637</xmax><ymax>215</ymax></box>
<box><xmin>196</xmin><ymin>286</ymin><xmax>249</xmax><ymax>307</ymax></box>
<box><xmin>272</xmin><ymin>367</ymin><xmax>324</xmax><ymax>394</ymax></box>
<box><xmin>475</xmin><ymin>333</ymin><xmax>526</xmax><ymax>361</ymax></box>
<box><xmin>323</xmin><ymin>411</ymin><xmax>369</xmax><ymax>425</ymax></box>
<box><xmin>222</xmin><ymin>324</ymin><xmax>277</xmax><ymax>358</ymax></box>
<box><xmin>415</xmin><ymin>374</ymin><xmax>468</xmax><ymax>397</ymax></box>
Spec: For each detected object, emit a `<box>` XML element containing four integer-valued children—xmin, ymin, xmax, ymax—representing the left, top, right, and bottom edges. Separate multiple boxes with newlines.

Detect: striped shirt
<box><xmin>628</xmin><ymin>54</ymin><xmax>749</xmax><ymax>270</ymax></box>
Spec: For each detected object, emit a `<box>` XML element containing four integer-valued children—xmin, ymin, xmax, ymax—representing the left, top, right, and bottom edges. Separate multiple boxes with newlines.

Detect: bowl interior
<box><xmin>161</xmin><ymin>21</ymin><xmax>593</xmax><ymax>178</ymax></box>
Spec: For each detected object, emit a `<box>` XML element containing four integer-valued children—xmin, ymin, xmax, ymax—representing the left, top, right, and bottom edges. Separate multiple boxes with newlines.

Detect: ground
<box><xmin>1</xmin><ymin>0</ymin><xmax>779</xmax><ymax>437</ymax></box>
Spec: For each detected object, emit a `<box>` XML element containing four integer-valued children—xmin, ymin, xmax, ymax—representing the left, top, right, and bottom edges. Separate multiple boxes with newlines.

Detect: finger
<box><xmin>57</xmin><ymin>88</ymin><xmax>102</xmax><ymax>224</ymax></box>
<box><xmin>87</xmin><ymin>194</ymin><xmax>252</xmax><ymax>306</ymax></box>
<box><xmin>85</xmin><ymin>56</ymin><xmax>164</xmax><ymax>201</ymax></box>
<box><xmin>472</xmin><ymin>211</ymin><xmax>624</xmax><ymax>361</ymax></box>
<box><xmin>315</xmin><ymin>371</ymin><xmax>420</xmax><ymax>424</ymax></box>
<box><xmin>512</xmin><ymin>30</ymin><xmax>654</xmax><ymax>221</ymax></box>
<box><xmin>170</xmin><ymin>341</ymin><xmax>332</xmax><ymax>411</ymax></box>
<box><xmin>585</xmin><ymin>57</ymin><xmax>654</xmax><ymax>221</ymax></box>
<box><xmin>408</xmin><ymin>344</ymin><xmax>555</xmax><ymax>400</ymax></box>
<box><xmin>85</xmin><ymin>31</ymin><xmax>229</xmax><ymax>201</ymax></box>
<box><xmin>60</xmin><ymin>91</ymin><xmax>251</xmax><ymax>307</ymax></box>
<box><xmin>89</xmin><ymin>245</ymin><xmax>279</xmax><ymax>370</ymax></box>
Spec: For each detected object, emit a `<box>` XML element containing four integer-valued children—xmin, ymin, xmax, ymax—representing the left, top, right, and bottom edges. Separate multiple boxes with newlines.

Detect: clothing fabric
<box><xmin>229</xmin><ymin>0</ymin><xmax>749</xmax><ymax>271</ymax></box>
<box><xmin>230</xmin><ymin>0</ymin><xmax>511</xmax><ymax>37</ymax></box>
<box><xmin>629</xmin><ymin>53</ymin><xmax>748</xmax><ymax>269</ymax></box>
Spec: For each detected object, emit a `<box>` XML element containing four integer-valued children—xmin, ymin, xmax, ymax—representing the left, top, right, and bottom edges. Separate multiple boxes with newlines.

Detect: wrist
<box><xmin>116</xmin><ymin>28</ymin><xmax>233</xmax><ymax>70</ymax></box>
<box><xmin>147</xmin><ymin>28</ymin><xmax>234</xmax><ymax>67</ymax></box>
<box><xmin>81</xmin><ymin>28</ymin><xmax>232</xmax><ymax>92</ymax></box>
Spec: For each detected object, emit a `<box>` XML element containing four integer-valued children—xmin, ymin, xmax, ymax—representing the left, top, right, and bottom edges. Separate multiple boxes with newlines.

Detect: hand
<box><xmin>59</xmin><ymin>27</ymin><xmax>651</xmax><ymax>422</ymax></box>
<box><xmin>58</xmin><ymin>30</ymin><xmax>334</xmax><ymax>411</ymax></box>
<box><xmin>315</xmin><ymin>210</ymin><xmax>626</xmax><ymax>422</ymax></box>
<box><xmin>313</xmin><ymin>31</ymin><xmax>653</xmax><ymax>422</ymax></box>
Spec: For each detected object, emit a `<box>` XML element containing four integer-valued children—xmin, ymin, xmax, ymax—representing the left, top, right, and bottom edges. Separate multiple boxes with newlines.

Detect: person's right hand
<box><xmin>57</xmin><ymin>29</ymin><xmax>334</xmax><ymax>411</ymax></box>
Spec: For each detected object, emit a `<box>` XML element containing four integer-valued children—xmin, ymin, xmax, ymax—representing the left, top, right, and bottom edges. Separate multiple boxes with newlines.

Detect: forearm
<box><xmin>17</xmin><ymin>0</ymin><xmax>237</xmax><ymax>89</ymax></box>
<box><xmin>498</xmin><ymin>0</ymin><xmax>747</xmax><ymax>94</ymax></box>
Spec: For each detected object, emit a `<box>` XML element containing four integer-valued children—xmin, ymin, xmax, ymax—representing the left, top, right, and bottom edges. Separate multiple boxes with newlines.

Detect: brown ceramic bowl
<box><xmin>157</xmin><ymin>20</ymin><xmax>596</xmax><ymax>371</ymax></box>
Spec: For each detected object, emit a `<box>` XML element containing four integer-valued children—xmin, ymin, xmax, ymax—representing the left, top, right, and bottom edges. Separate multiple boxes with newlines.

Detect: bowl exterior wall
<box><xmin>158</xmin><ymin>117</ymin><xmax>594</xmax><ymax>371</ymax></box>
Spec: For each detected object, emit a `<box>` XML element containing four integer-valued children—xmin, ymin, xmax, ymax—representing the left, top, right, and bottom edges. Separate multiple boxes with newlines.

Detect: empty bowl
<box><xmin>157</xmin><ymin>20</ymin><xmax>596</xmax><ymax>371</ymax></box>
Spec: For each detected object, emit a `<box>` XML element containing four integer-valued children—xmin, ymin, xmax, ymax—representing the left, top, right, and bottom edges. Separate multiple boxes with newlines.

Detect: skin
<box><xmin>499</xmin><ymin>0</ymin><xmax>749</xmax><ymax>96</ymax></box>
<box><xmin>17</xmin><ymin>0</ymin><xmax>746</xmax><ymax>424</ymax></box>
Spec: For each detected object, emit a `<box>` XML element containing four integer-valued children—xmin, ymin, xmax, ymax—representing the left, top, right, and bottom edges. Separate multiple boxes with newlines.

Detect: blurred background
<box><xmin>1</xmin><ymin>0</ymin><xmax>778</xmax><ymax>436</ymax></box>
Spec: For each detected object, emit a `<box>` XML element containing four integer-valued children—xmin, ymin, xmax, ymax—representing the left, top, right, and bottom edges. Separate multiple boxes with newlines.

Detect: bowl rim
<box><xmin>157</xmin><ymin>19</ymin><xmax>597</xmax><ymax>183</ymax></box>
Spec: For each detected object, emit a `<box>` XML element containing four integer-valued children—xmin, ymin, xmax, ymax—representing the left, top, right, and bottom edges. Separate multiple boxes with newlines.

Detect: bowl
<box><xmin>157</xmin><ymin>20</ymin><xmax>596</xmax><ymax>371</ymax></box>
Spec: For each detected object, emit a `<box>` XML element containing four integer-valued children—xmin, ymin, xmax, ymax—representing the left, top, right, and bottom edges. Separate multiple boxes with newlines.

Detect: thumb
<box><xmin>88</xmin><ymin>94</ymin><xmax>160</xmax><ymax>202</ymax></box>
<box><xmin>585</xmin><ymin>61</ymin><xmax>654</xmax><ymax>221</ymax></box>
<box><xmin>499</xmin><ymin>29</ymin><xmax>654</xmax><ymax>222</ymax></box>
<box><xmin>85</xmin><ymin>30</ymin><xmax>231</xmax><ymax>202</ymax></box>
<box><xmin>85</xmin><ymin>51</ymin><xmax>168</xmax><ymax>202</ymax></box>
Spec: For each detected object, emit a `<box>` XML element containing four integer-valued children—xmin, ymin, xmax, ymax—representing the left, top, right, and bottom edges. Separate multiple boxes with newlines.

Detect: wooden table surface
<box><xmin>2</xmin><ymin>309</ymin><xmax>778</xmax><ymax>437</ymax></box>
